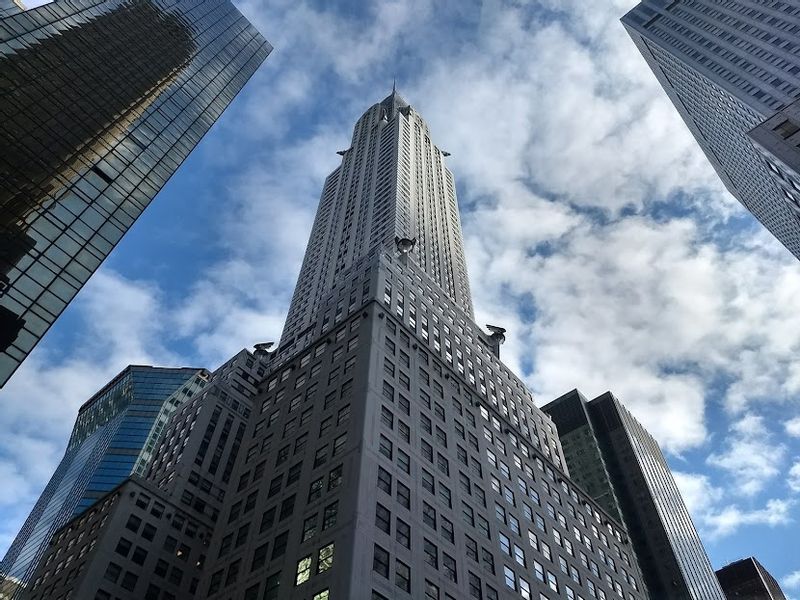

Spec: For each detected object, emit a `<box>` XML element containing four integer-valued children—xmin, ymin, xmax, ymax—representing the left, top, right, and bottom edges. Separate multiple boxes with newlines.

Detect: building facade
<box><xmin>0</xmin><ymin>0</ymin><xmax>271</xmax><ymax>387</ymax></box>
<box><xmin>621</xmin><ymin>0</ymin><xmax>800</xmax><ymax>259</ymax></box>
<box><xmin>197</xmin><ymin>93</ymin><xmax>650</xmax><ymax>600</ymax></box>
<box><xmin>716</xmin><ymin>557</ymin><xmax>787</xmax><ymax>600</ymax></box>
<box><xmin>21</xmin><ymin>350</ymin><xmax>267</xmax><ymax>600</ymax></box>
<box><xmin>542</xmin><ymin>390</ymin><xmax>724</xmax><ymax>600</ymax></box>
<box><xmin>0</xmin><ymin>366</ymin><xmax>208</xmax><ymax>598</ymax></box>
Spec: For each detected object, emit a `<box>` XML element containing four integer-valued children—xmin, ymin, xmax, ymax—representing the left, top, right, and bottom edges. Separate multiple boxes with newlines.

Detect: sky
<box><xmin>2</xmin><ymin>0</ymin><xmax>800</xmax><ymax>592</ymax></box>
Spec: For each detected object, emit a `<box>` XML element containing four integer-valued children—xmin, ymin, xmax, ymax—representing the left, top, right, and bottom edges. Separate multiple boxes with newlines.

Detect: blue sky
<box><xmin>2</xmin><ymin>0</ymin><xmax>800</xmax><ymax>592</ymax></box>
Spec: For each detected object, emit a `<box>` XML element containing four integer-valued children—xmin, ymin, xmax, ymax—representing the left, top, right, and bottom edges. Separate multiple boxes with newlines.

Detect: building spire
<box><xmin>392</xmin><ymin>78</ymin><xmax>396</xmax><ymax>94</ymax></box>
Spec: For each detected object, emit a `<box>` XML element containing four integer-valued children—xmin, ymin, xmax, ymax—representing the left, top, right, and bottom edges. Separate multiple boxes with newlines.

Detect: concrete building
<box><xmin>197</xmin><ymin>92</ymin><xmax>650</xmax><ymax>600</ymax></box>
<box><xmin>542</xmin><ymin>390</ymin><xmax>724</xmax><ymax>600</ymax></box>
<box><xmin>716</xmin><ymin>557</ymin><xmax>786</xmax><ymax>600</ymax></box>
<box><xmin>622</xmin><ymin>0</ymin><xmax>800</xmax><ymax>260</ymax></box>
<box><xmin>0</xmin><ymin>366</ymin><xmax>208</xmax><ymax>598</ymax></box>
<box><xmin>0</xmin><ymin>0</ymin><xmax>271</xmax><ymax>387</ymax></box>
<box><xmin>21</xmin><ymin>349</ymin><xmax>267</xmax><ymax>600</ymax></box>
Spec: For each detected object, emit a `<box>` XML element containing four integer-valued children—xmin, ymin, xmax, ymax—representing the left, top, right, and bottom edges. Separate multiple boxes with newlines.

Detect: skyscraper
<box><xmin>0</xmin><ymin>0</ymin><xmax>271</xmax><ymax>387</ymax></box>
<box><xmin>0</xmin><ymin>366</ymin><xmax>208</xmax><ymax>597</ymax></box>
<box><xmin>622</xmin><ymin>0</ymin><xmax>800</xmax><ymax>259</ymax></box>
<box><xmin>542</xmin><ymin>390</ymin><xmax>724</xmax><ymax>600</ymax></box>
<box><xmin>716</xmin><ymin>557</ymin><xmax>787</xmax><ymax>600</ymax></box>
<box><xmin>197</xmin><ymin>92</ymin><xmax>649</xmax><ymax>600</ymax></box>
<box><xmin>21</xmin><ymin>349</ymin><xmax>266</xmax><ymax>600</ymax></box>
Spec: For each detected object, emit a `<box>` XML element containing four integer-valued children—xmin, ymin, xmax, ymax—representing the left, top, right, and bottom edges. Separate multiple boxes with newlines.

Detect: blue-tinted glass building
<box><xmin>0</xmin><ymin>0</ymin><xmax>271</xmax><ymax>387</ymax></box>
<box><xmin>622</xmin><ymin>0</ymin><xmax>800</xmax><ymax>260</ymax></box>
<box><xmin>0</xmin><ymin>365</ymin><xmax>208</xmax><ymax>596</ymax></box>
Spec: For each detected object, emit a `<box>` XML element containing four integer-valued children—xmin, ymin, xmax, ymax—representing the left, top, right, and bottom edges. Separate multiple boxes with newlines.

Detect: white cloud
<box><xmin>789</xmin><ymin>462</ymin><xmax>800</xmax><ymax>494</ymax></box>
<box><xmin>707</xmin><ymin>414</ymin><xmax>786</xmax><ymax>496</ymax></box>
<box><xmin>673</xmin><ymin>470</ymin><xmax>794</xmax><ymax>540</ymax></box>
<box><xmin>787</xmin><ymin>417</ymin><xmax>800</xmax><ymax>438</ymax></box>
<box><xmin>784</xmin><ymin>570</ymin><xmax>800</xmax><ymax>590</ymax></box>
<box><xmin>673</xmin><ymin>471</ymin><xmax>724</xmax><ymax>516</ymax></box>
<box><xmin>702</xmin><ymin>499</ymin><xmax>794</xmax><ymax>539</ymax></box>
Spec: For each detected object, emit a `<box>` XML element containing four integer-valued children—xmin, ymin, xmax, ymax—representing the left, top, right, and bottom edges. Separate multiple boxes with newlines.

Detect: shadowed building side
<box><xmin>716</xmin><ymin>557</ymin><xmax>787</xmax><ymax>600</ymax></box>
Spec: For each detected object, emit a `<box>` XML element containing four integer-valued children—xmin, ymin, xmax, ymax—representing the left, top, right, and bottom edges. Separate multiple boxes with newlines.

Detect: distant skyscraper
<box><xmin>196</xmin><ymin>93</ymin><xmax>649</xmax><ymax>600</ymax></box>
<box><xmin>542</xmin><ymin>390</ymin><xmax>724</xmax><ymax>600</ymax></box>
<box><xmin>22</xmin><ymin>350</ymin><xmax>265</xmax><ymax>600</ymax></box>
<box><xmin>0</xmin><ymin>0</ymin><xmax>271</xmax><ymax>387</ymax></box>
<box><xmin>716</xmin><ymin>557</ymin><xmax>787</xmax><ymax>600</ymax></box>
<box><xmin>622</xmin><ymin>0</ymin><xmax>800</xmax><ymax>259</ymax></box>
<box><xmin>0</xmin><ymin>366</ymin><xmax>208</xmax><ymax>598</ymax></box>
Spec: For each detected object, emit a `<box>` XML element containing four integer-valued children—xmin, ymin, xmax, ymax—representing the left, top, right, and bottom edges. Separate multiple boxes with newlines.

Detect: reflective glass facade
<box><xmin>0</xmin><ymin>0</ymin><xmax>271</xmax><ymax>387</ymax></box>
<box><xmin>622</xmin><ymin>0</ymin><xmax>800</xmax><ymax>260</ymax></box>
<box><xmin>543</xmin><ymin>391</ymin><xmax>724</xmax><ymax>600</ymax></box>
<box><xmin>0</xmin><ymin>366</ymin><xmax>205</xmax><ymax>598</ymax></box>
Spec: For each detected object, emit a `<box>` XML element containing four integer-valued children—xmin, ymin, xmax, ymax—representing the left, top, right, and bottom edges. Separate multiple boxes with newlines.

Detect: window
<box><xmin>373</xmin><ymin>545</ymin><xmax>390</xmax><ymax>578</ymax></box>
<box><xmin>104</xmin><ymin>562</ymin><xmax>122</xmax><ymax>583</ymax></box>
<box><xmin>396</xmin><ymin>560</ymin><xmax>411</xmax><ymax>592</ymax></box>
<box><xmin>504</xmin><ymin>565</ymin><xmax>516</xmax><ymax>590</ymax></box>
<box><xmin>443</xmin><ymin>553</ymin><xmax>457</xmax><ymax>583</ymax></box>
<box><xmin>425</xmin><ymin>580</ymin><xmax>440</xmax><ymax>600</ymax></box>
<box><xmin>323</xmin><ymin>502</ymin><xmax>338</xmax><ymax>530</ymax></box>
<box><xmin>423</xmin><ymin>539</ymin><xmax>438</xmax><ymax>568</ymax></box>
<box><xmin>422</xmin><ymin>502</ymin><xmax>436</xmax><ymax>529</ymax></box>
<box><xmin>132</xmin><ymin>546</ymin><xmax>147</xmax><ymax>565</ymax></box>
<box><xmin>377</xmin><ymin>467</ymin><xmax>392</xmax><ymax>493</ymax></box>
<box><xmin>309</xmin><ymin>477</ymin><xmax>324</xmax><ymax>502</ymax></box>
<box><xmin>328</xmin><ymin>464</ymin><xmax>343</xmax><ymax>490</ymax></box>
<box><xmin>314</xmin><ymin>445</ymin><xmax>328</xmax><ymax>468</ymax></box>
<box><xmin>251</xmin><ymin>543</ymin><xmax>269</xmax><ymax>572</ymax></box>
<box><xmin>260</xmin><ymin>507</ymin><xmax>276</xmax><ymax>533</ymax></box>
<box><xmin>397</xmin><ymin>481</ymin><xmax>411</xmax><ymax>509</ymax></box>
<box><xmin>396</xmin><ymin>518</ymin><xmax>411</xmax><ymax>548</ymax></box>
<box><xmin>376</xmin><ymin>503</ymin><xmax>391</xmax><ymax>534</ymax></box>
<box><xmin>272</xmin><ymin>531</ymin><xmax>289</xmax><ymax>559</ymax></box>
<box><xmin>441</xmin><ymin>516</ymin><xmax>454</xmax><ymax>544</ymax></box>
<box><xmin>280</xmin><ymin>495</ymin><xmax>296</xmax><ymax>520</ymax></box>
<box><xmin>125</xmin><ymin>515</ymin><xmax>141</xmax><ymax>533</ymax></box>
<box><xmin>121</xmin><ymin>571</ymin><xmax>138</xmax><ymax>591</ymax></box>
<box><xmin>302</xmin><ymin>515</ymin><xmax>317</xmax><ymax>542</ymax></box>
<box><xmin>381</xmin><ymin>406</ymin><xmax>394</xmax><ymax>429</ymax></box>
<box><xmin>397</xmin><ymin>449</ymin><xmax>410</xmax><ymax>473</ymax></box>
<box><xmin>295</xmin><ymin>556</ymin><xmax>312</xmax><ymax>586</ymax></box>
<box><xmin>379</xmin><ymin>435</ymin><xmax>393</xmax><ymax>459</ymax></box>
<box><xmin>422</xmin><ymin>469</ymin><xmax>435</xmax><ymax>494</ymax></box>
<box><xmin>332</xmin><ymin>433</ymin><xmax>347</xmax><ymax>456</ymax></box>
<box><xmin>318</xmin><ymin>543</ymin><xmax>334</xmax><ymax>573</ymax></box>
<box><xmin>115</xmin><ymin>537</ymin><xmax>132</xmax><ymax>557</ymax></box>
<box><xmin>264</xmin><ymin>572</ymin><xmax>281</xmax><ymax>600</ymax></box>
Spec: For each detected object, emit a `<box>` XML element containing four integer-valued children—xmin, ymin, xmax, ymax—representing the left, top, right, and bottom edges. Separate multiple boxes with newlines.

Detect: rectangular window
<box><xmin>373</xmin><ymin>545</ymin><xmax>390</xmax><ymax>578</ymax></box>
<box><xmin>376</xmin><ymin>503</ymin><xmax>391</xmax><ymax>534</ymax></box>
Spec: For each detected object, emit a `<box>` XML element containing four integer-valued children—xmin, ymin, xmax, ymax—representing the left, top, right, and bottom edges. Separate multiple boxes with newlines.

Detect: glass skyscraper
<box><xmin>195</xmin><ymin>92</ymin><xmax>649</xmax><ymax>600</ymax></box>
<box><xmin>0</xmin><ymin>365</ymin><xmax>208</xmax><ymax>598</ymax></box>
<box><xmin>0</xmin><ymin>0</ymin><xmax>271</xmax><ymax>387</ymax></box>
<box><xmin>543</xmin><ymin>390</ymin><xmax>724</xmax><ymax>600</ymax></box>
<box><xmin>622</xmin><ymin>0</ymin><xmax>800</xmax><ymax>259</ymax></box>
